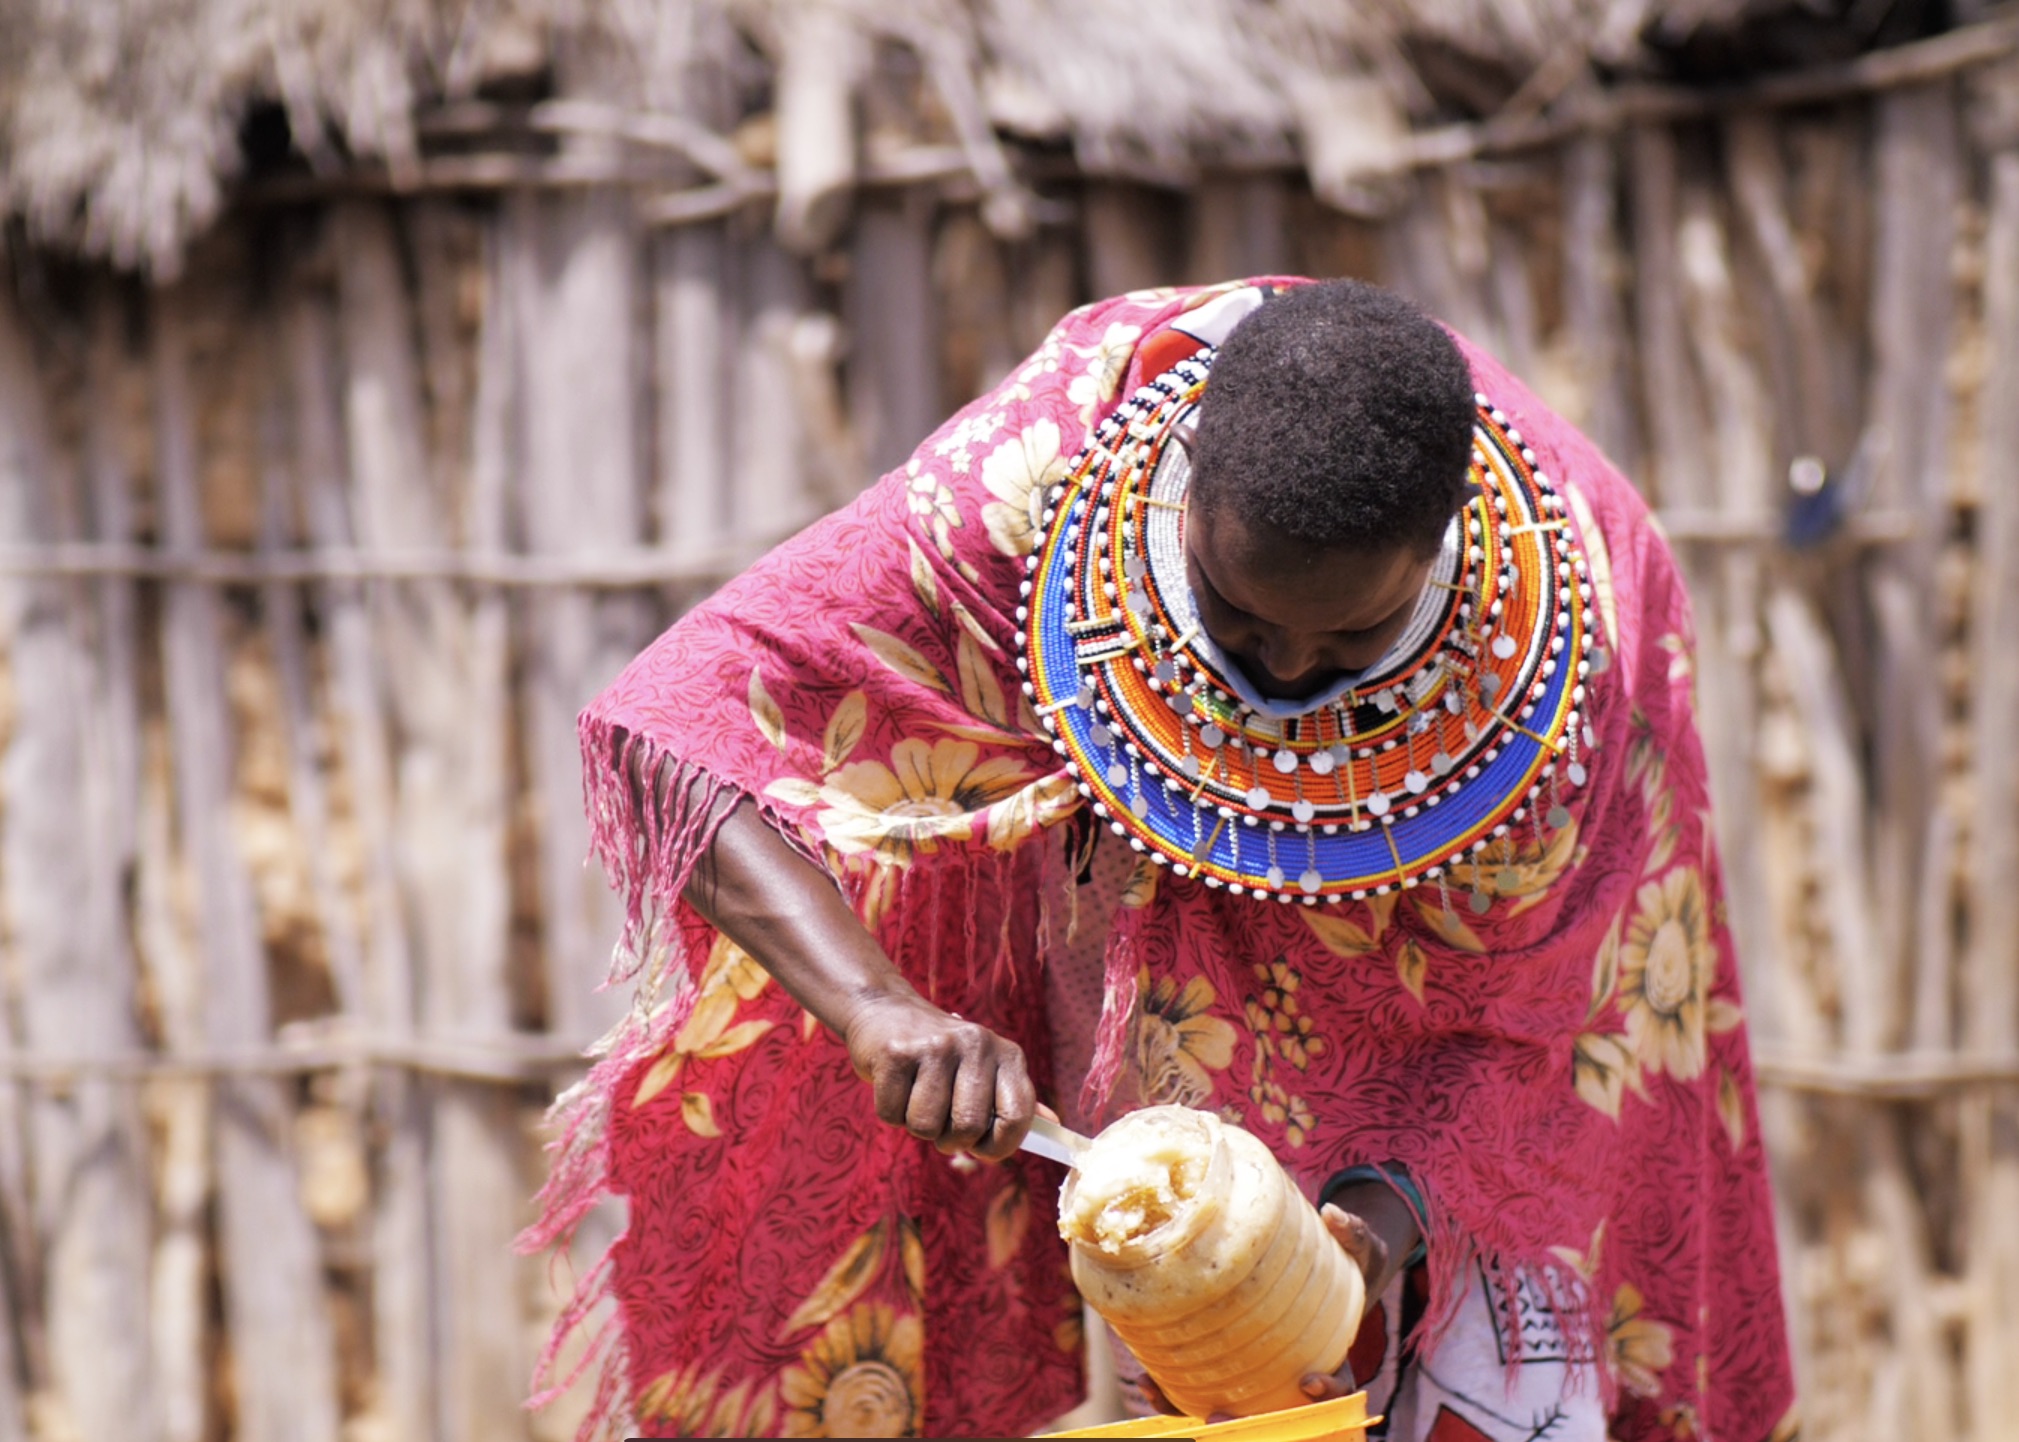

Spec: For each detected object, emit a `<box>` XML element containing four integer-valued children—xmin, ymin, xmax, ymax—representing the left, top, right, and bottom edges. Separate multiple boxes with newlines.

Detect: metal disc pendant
<box><xmin>1191</xmin><ymin>834</ymin><xmax>1215</xmax><ymax>863</ymax></box>
<box><xmin>1266</xmin><ymin>865</ymin><xmax>1286</xmax><ymax>889</ymax></box>
<box><xmin>1106</xmin><ymin>762</ymin><xmax>1129</xmax><ymax>788</ymax></box>
<box><xmin>1309</xmin><ymin>749</ymin><xmax>1336</xmax><ymax>776</ymax></box>
<box><xmin>1199</xmin><ymin>724</ymin><xmax>1225</xmax><ymax>748</ymax></box>
<box><xmin>1090</xmin><ymin>724</ymin><xmax>1113</xmax><ymax>748</ymax></box>
<box><xmin>1076</xmin><ymin>683</ymin><xmax>1096</xmax><ymax>708</ymax></box>
<box><xmin>1245</xmin><ymin>785</ymin><xmax>1272</xmax><ymax>809</ymax></box>
<box><xmin>1180</xmin><ymin>755</ymin><xmax>1202</xmax><ymax>780</ymax></box>
<box><xmin>1131</xmin><ymin>793</ymin><xmax>1151</xmax><ymax>818</ymax></box>
<box><xmin>1273</xmin><ymin>749</ymin><xmax>1299</xmax><ymax>775</ymax></box>
<box><xmin>1299</xmin><ymin>868</ymin><xmax>1324</xmax><ymax>894</ymax></box>
<box><xmin>1169</xmin><ymin>693</ymin><xmax>1194</xmax><ymax>716</ymax></box>
<box><xmin>1291</xmin><ymin>799</ymin><xmax>1316</xmax><ymax>824</ymax></box>
<box><xmin>1469</xmin><ymin>889</ymin><xmax>1492</xmax><ymax>914</ymax></box>
<box><xmin>1567</xmin><ymin>762</ymin><xmax>1588</xmax><ymax>787</ymax></box>
<box><xmin>1432</xmin><ymin>751</ymin><xmax>1455</xmax><ymax>776</ymax></box>
<box><xmin>1405</xmin><ymin>770</ymin><xmax>1429</xmax><ymax>794</ymax></box>
<box><xmin>1366</xmin><ymin>790</ymin><xmax>1390</xmax><ymax>817</ymax></box>
<box><xmin>1548</xmin><ymin>805</ymin><xmax>1572</xmax><ymax>829</ymax></box>
<box><xmin>1492</xmin><ymin>633</ymin><xmax>1517</xmax><ymax>659</ymax></box>
<box><xmin>1128</xmin><ymin>590</ymin><xmax>1153</xmax><ymax>616</ymax></box>
<box><xmin>1124</xmin><ymin>555</ymin><xmax>1148</xmax><ymax>580</ymax></box>
<box><xmin>1153</xmin><ymin>659</ymin><xmax>1177</xmax><ymax>684</ymax></box>
<box><xmin>1481</xmin><ymin>672</ymin><xmax>1503</xmax><ymax>697</ymax></box>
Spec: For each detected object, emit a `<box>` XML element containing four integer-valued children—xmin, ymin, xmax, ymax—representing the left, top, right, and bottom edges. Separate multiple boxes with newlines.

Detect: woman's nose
<box><xmin>1256</xmin><ymin>631</ymin><xmax>1323</xmax><ymax>686</ymax></box>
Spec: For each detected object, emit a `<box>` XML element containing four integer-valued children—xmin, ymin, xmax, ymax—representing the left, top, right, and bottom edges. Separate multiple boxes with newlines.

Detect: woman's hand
<box><xmin>678</xmin><ymin>788</ymin><xmax>1035</xmax><ymax>1159</ymax></box>
<box><xmin>841</xmin><ymin>988</ymin><xmax>1035</xmax><ymax>1160</ymax></box>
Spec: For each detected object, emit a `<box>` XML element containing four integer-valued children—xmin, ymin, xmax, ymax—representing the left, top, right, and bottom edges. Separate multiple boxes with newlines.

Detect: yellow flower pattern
<box><xmin>631</xmin><ymin>935</ymin><xmax>776</xmax><ymax>1126</ymax></box>
<box><xmin>1443</xmin><ymin>818</ymin><xmax>1581</xmax><ymax>915</ymax></box>
<box><xmin>635</xmin><ymin>1363</ymin><xmax>779</xmax><ymax>1437</ymax></box>
<box><xmin>1066</xmin><ymin>322</ymin><xmax>1142</xmax><ymax>417</ymax></box>
<box><xmin>1133</xmin><ymin>969</ymin><xmax>1238</xmax><ymax>1107</ymax></box>
<box><xmin>1607</xmin><ymin>1282</ymin><xmax>1676</xmax><ymax>1399</ymax></box>
<box><xmin>1619</xmin><ymin>867</ymin><xmax>1721</xmax><ymax>1080</ymax></box>
<box><xmin>781</xmin><ymin>1303</ymin><xmax>924</xmax><ymax>1437</ymax></box>
<box><xmin>979</xmin><ymin>418</ymin><xmax>1066</xmax><ymax>558</ymax></box>
<box><xmin>1245</xmin><ymin>958</ymin><xmax>1325</xmax><ymax>1071</ymax></box>
<box><xmin>806</xmin><ymin>738</ymin><xmax>1032</xmax><ymax>866</ymax></box>
<box><xmin>1244</xmin><ymin>958</ymin><xmax>1322</xmax><ymax>1148</ymax></box>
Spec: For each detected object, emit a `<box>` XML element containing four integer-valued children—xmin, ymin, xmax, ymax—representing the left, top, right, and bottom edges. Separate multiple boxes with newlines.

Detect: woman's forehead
<box><xmin>1187</xmin><ymin>507</ymin><xmax>1431</xmax><ymax>630</ymax></box>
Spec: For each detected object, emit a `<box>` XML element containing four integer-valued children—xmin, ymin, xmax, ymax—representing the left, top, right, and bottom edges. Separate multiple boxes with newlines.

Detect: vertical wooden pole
<box><xmin>152</xmin><ymin>281</ymin><xmax>342</xmax><ymax>1442</ymax></box>
<box><xmin>1488</xmin><ymin>219</ymin><xmax>1540</xmax><ymax>382</ymax></box>
<box><xmin>434</xmin><ymin>201</ymin><xmax>531</xmax><ymax>1442</ymax></box>
<box><xmin>1726</xmin><ymin>115</ymin><xmax>1853</xmax><ymax>468</ymax></box>
<box><xmin>849</xmin><ymin>191</ymin><xmax>943</xmax><ymax>478</ymax></box>
<box><xmin>656</xmin><ymin>220</ymin><xmax>732</xmax><ymax>559</ymax></box>
<box><xmin>733</xmin><ymin>233</ymin><xmax>816</xmax><ymax>538</ymax></box>
<box><xmin>1963</xmin><ymin>62</ymin><xmax>2019</xmax><ymax>1440</ymax></box>
<box><xmin>332</xmin><ymin>198</ymin><xmax>525</xmax><ymax>1442</ymax></box>
<box><xmin>1628</xmin><ymin>126</ymin><xmax>1712</xmax><ymax>511</ymax></box>
<box><xmin>77</xmin><ymin>292</ymin><xmax>170</xmax><ymax>1442</ymax></box>
<box><xmin>0</xmin><ymin>270</ymin><xmax>63</xmax><ymax>1442</ymax></box>
<box><xmin>1863</xmin><ymin>82</ymin><xmax>1960</xmax><ymax>1057</ymax></box>
<box><xmin>772</xmin><ymin>2</ymin><xmax>866</xmax><ymax>255</ymax></box>
<box><xmin>1186</xmin><ymin>174</ymin><xmax>1288</xmax><ymax>284</ymax></box>
<box><xmin>1381</xmin><ymin>173</ymin><xmax>1498</xmax><ymax>351</ymax></box>
<box><xmin>1672</xmin><ymin>175</ymin><xmax>1788</xmax><ymax>1034</ymax></box>
<box><xmin>931</xmin><ymin>210</ymin><xmax>1020</xmax><ymax>406</ymax></box>
<box><xmin>9</xmin><ymin>293</ymin><xmax>163</xmax><ymax>1442</ymax></box>
<box><xmin>1008</xmin><ymin>229</ymin><xmax>1082</xmax><ymax>357</ymax></box>
<box><xmin>288</xmin><ymin>286</ymin><xmax>435</xmax><ymax>1442</ymax></box>
<box><xmin>254</xmin><ymin>339</ymin><xmax>368</xmax><ymax>1022</ymax></box>
<box><xmin>90</xmin><ymin>288</ymin><xmax>211</xmax><ymax>1442</ymax></box>
<box><xmin>135</xmin><ymin>729</ymin><xmax>210</xmax><ymax>1442</ymax></box>
<box><xmin>1562</xmin><ymin>134</ymin><xmax>1639</xmax><ymax>471</ymax></box>
<box><xmin>511</xmin><ymin>185</ymin><xmax>643</xmax><ymax>1044</ymax></box>
<box><xmin>1083</xmin><ymin>183</ymin><xmax>1180</xmax><ymax>299</ymax></box>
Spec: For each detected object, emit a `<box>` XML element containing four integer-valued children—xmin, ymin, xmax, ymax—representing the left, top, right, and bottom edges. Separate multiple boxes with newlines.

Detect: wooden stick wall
<box><xmin>0</xmin><ymin>52</ymin><xmax>2015</xmax><ymax>1442</ymax></box>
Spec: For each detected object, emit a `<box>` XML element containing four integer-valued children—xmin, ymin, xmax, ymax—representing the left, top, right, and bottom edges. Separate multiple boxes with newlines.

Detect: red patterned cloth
<box><xmin>523</xmin><ymin>281</ymin><xmax>1796</xmax><ymax>1442</ymax></box>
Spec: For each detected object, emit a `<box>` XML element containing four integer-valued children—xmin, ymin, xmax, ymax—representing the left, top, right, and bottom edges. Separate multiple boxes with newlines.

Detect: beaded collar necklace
<box><xmin>1015</xmin><ymin>351</ymin><xmax>1597</xmax><ymax>907</ymax></box>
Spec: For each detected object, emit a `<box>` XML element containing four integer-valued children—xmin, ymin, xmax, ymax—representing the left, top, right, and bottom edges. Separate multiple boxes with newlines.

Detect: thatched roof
<box><xmin>0</xmin><ymin>0</ymin><xmax>1951</xmax><ymax>274</ymax></box>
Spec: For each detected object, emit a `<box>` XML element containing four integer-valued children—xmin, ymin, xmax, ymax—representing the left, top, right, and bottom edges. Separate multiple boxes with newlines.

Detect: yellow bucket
<box><xmin>1044</xmin><ymin>1392</ymin><xmax>1378</xmax><ymax>1442</ymax></box>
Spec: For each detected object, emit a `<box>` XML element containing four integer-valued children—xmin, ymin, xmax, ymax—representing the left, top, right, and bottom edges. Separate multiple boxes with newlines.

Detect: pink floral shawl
<box><xmin>524</xmin><ymin>280</ymin><xmax>1796</xmax><ymax>1442</ymax></box>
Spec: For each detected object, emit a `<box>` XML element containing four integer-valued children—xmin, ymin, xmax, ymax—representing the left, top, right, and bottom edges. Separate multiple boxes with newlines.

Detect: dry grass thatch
<box><xmin>0</xmin><ymin>0</ymin><xmax>1955</xmax><ymax>273</ymax></box>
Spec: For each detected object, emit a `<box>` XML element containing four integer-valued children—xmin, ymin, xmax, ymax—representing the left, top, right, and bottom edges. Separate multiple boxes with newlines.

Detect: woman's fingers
<box><xmin>940</xmin><ymin>1036</ymin><xmax>997</xmax><ymax>1153</ymax></box>
<box><xmin>1299</xmin><ymin>1364</ymin><xmax>1358</xmax><ymax>1401</ymax></box>
<box><xmin>1320</xmin><ymin>1203</ymin><xmax>1389</xmax><ymax>1287</ymax></box>
<box><xmin>973</xmin><ymin>1042</ymin><xmax>1034</xmax><ymax>1160</ymax></box>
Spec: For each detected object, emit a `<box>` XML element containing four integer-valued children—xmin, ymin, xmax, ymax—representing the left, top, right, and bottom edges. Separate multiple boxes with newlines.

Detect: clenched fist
<box><xmin>842</xmin><ymin>989</ymin><xmax>1036</xmax><ymax>1161</ymax></box>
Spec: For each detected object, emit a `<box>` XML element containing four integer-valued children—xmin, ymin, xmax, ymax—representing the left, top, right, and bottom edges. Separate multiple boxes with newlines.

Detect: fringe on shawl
<box><xmin>1402</xmin><ymin>1180</ymin><xmax>1608</xmax><ymax>1404</ymax></box>
<box><xmin>516</xmin><ymin>717</ymin><xmax>825</xmax><ymax>1442</ymax></box>
<box><xmin>1080</xmin><ymin>896</ymin><xmax>1146</xmax><ymax>1119</ymax></box>
<box><xmin>518</xmin><ymin>714</ymin><xmax>1085</xmax><ymax>1441</ymax></box>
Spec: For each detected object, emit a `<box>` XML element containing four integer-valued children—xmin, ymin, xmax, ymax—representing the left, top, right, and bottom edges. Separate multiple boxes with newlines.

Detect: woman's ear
<box><xmin>1171</xmin><ymin>422</ymin><xmax>1198</xmax><ymax>457</ymax></box>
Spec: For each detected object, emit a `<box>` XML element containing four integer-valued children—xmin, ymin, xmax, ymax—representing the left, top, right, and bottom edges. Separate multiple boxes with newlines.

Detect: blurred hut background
<box><xmin>0</xmin><ymin>0</ymin><xmax>2016</xmax><ymax>1438</ymax></box>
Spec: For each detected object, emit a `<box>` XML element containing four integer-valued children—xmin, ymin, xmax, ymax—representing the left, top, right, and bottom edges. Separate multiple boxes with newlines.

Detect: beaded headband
<box><xmin>1014</xmin><ymin>351</ymin><xmax>1597</xmax><ymax>906</ymax></box>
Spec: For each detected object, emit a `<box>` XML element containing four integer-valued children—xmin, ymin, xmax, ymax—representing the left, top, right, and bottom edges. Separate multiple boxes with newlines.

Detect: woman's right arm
<box><xmin>674</xmin><ymin>778</ymin><xmax>1037</xmax><ymax>1160</ymax></box>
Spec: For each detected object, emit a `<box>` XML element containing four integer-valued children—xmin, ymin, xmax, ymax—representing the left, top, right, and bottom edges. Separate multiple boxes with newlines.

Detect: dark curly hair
<box><xmin>1189</xmin><ymin>281</ymin><xmax>1478</xmax><ymax>556</ymax></box>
